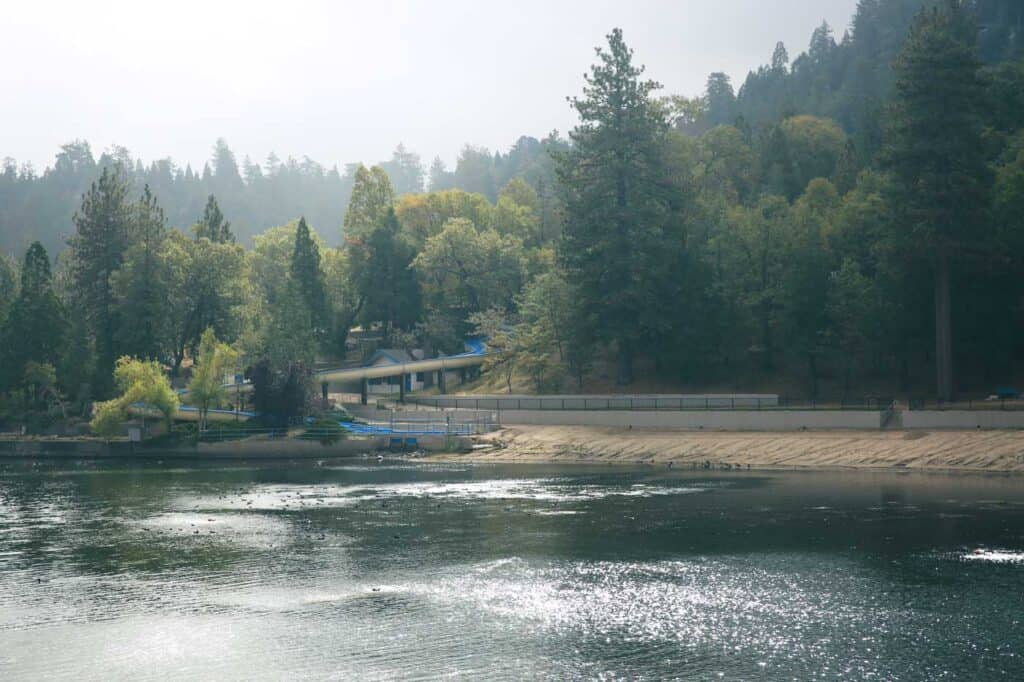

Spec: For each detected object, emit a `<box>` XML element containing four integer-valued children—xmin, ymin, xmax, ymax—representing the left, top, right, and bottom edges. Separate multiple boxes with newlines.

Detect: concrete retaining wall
<box><xmin>0</xmin><ymin>439</ymin><xmax>122</xmax><ymax>457</ymax></box>
<box><xmin>196</xmin><ymin>438</ymin><xmax>383</xmax><ymax>457</ymax></box>
<box><xmin>0</xmin><ymin>434</ymin><xmax>468</xmax><ymax>458</ymax></box>
<box><xmin>497</xmin><ymin>409</ymin><xmax>883</xmax><ymax>431</ymax></box>
<box><xmin>902</xmin><ymin>410</ymin><xmax>1024</xmax><ymax>429</ymax></box>
<box><xmin>417</xmin><ymin>394</ymin><xmax>779</xmax><ymax>411</ymax></box>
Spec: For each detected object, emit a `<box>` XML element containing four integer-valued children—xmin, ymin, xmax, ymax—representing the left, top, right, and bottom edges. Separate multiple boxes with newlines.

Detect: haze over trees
<box><xmin>0</xmin><ymin>136</ymin><xmax>564</xmax><ymax>260</ymax></box>
<box><xmin>2</xmin><ymin>0</ymin><xmax>1023</xmax><ymax>431</ymax></box>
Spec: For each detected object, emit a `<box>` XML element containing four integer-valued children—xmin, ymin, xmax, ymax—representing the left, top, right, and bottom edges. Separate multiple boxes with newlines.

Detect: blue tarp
<box><xmin>338</xmin><ymin>421</ymin><xmax>472</xmax><ymax>436</ymax></box>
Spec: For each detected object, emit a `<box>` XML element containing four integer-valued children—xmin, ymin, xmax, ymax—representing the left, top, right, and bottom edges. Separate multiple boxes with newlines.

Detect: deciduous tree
<box><xmin>90</xmin><ymin>356</ymin><xmax>179</xmax><ymax>437</ymax></box>
<box><xmin>187</xmin><ymin>328</ymin><xmax>239</xmax><ymax>429</ymax></box>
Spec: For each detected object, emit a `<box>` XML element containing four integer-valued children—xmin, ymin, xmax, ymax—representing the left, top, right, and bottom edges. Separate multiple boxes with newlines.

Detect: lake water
<box><xmin>1</xmin><ymin>458</ymin><xmax>1023</xmax><ymax>680</ymax></box>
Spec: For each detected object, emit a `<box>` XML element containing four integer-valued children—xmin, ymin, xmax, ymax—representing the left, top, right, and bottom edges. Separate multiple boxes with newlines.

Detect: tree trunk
<box><xmin>934</xmin><ymin>251</ymin><xmax>953</xmax><ymax>403</ymax></box>
<box><xmin>808</xmin><ymin>353</ymin><xmax>819</xmax><ymax>399</ymax></box>
<box><xmin>760</xmin><ymin>225</ymin><xmax>772</xmax><ymax>371</ymax></box>
<box><xmin>173</xmin><ymin>340</ymin><xmax>187</xmax><ymax>374</ymax></box>
<box><xmin>618</xmin><ymin>342</ymin><xmax>634</xmax><ymax>385</ymax></box>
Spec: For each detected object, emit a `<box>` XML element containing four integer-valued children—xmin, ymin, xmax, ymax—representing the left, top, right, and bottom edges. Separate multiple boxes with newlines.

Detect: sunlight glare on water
<box><xmin>1</xmin><ymin>460</ymin><xmax>1023</xmax><ymax>680</ymax></box>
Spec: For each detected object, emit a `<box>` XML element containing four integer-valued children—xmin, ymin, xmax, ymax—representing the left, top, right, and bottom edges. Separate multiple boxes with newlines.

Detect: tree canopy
<box><xmin>3</xmin><ymin>1</ymin><xmax>1024</xmax><ymax>426</ymax></box>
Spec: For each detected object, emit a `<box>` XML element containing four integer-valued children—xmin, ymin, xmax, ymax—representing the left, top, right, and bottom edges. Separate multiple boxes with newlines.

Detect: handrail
<box><xmin>198</xmin><ymin>348</ymin><xmax>488</xmax><ymax>395</ymax></box>
<box><xmin>315</xmin><ymin>352</ymin><xmax>485</xmax><ymax>383</ymax></box>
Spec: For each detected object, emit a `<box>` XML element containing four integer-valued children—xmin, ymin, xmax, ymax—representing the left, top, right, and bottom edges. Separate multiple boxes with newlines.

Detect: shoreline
<box><xmin>429</xmin><ymin>426</ymin><xmax>1024</xmax><ymax>473</ymax></box>
<box><xmin>5</xmin><ymin>427</ymin><xmax>1024</xmax><ymax>473</ymax></box>
<box><xmin>0</xmin><ymin>434</ymin><xmax>469</xmax><ymax>459</ymax></box>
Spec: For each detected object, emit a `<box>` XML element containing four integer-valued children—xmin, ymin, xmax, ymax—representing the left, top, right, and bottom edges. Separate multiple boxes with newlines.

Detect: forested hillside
<box><xmin>0</xmin><ymin>136</ymin><xmax>564</xmax><ymax>257</ymax></box>
<box><xmin>2</xmin><ymin>1</ymin><xmax>1017</xmax><ymax>258</ymax></box>
<box><xmin>2</xmin><ymin>0</ymin><xmax>1024</xmax><ymax>432</ymax></box>
<box><xmin>676</xmin><ymin>0</ymin><xmax>1021</xmax><ymax>157</ymax></box>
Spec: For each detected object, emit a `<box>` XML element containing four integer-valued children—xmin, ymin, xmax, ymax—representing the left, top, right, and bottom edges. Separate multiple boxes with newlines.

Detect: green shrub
<box><xmin>300</xmin><ymin>418</ymin><xmax>348</xmax><ymax>446</ymax></box>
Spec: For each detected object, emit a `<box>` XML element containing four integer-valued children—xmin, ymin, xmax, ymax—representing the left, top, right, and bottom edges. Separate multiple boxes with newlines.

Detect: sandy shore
<box><xmin>434</xmin><ymin>425</ymin><xmax>1024</xmax><ymax>472</ymax></box>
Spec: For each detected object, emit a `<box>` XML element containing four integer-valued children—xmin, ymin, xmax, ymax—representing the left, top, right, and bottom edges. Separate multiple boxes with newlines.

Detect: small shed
<box><xmin>366</xmin><ymin>349</ymin><xmax>428</xmax><ymax>394</ymax></box>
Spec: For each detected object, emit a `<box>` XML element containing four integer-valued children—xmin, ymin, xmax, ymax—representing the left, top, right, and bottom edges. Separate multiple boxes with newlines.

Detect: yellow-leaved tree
<box><xmin>90</xmin><ymin>357</ymin><xmax>179</xmax><ymax>438</ymax></box>
<box><xmin>186</xmin><ymin>328</ymin><xmax>239</xmax><ymax>430</ymax></box>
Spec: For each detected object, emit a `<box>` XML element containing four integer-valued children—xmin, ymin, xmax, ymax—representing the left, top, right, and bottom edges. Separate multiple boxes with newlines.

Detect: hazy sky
<box><xmin>2</xmin><ymin>0</ymin><xmax>859</xmax><ymax>173</ymax></box>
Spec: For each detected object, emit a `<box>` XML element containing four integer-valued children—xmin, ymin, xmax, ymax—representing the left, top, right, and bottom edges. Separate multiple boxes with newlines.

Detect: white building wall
<box><xmin>367</xmin><ymin>372</ymin><xmax>428</xmax><ymax>395</ymax></box>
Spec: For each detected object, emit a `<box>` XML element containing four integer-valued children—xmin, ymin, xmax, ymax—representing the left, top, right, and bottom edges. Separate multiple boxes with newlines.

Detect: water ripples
<box><xmin>171</xmin><ymin>478</ymin><xmax>709</xmax><ymax>514</ymax></box>
<box><xmin>3</xmin><ymin>463</ymin><xmax>1024</xmax><ymax>679</ymax></box>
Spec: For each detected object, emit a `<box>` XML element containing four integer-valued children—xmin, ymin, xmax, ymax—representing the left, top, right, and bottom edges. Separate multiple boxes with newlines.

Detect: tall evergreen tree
<box><xmin>705</xmin><ymin>72</ymin><xmax>737</xmax><ymax>126</ymax></box>
<box><xmin>557</xmin><ymin>28</ymin><xmax>685</xmax><ymax>383</ymax></box>
<box><xmin>67</xmin><ymin>166</ymin><xmax>133</xmax><ymax>396</ymax></box>
<box><xmin>428</xmin><ymin>157</ymin><xmax>454</xmax><ymax>191</ymax></box>
<box><xmin>771</xmin><ymin>42</ymin><xmax>790</xmax><ymax>72</ymax></box>
<box><xmin>210</xmin><ymin>138</ymin><xmax>243</xmax><ymax>198</ymax></box>
<box><xmin>351</xmin><ymin>207</ymin><xmax>421</xmax><ymax>344</ymax></box>
<box><xmin>290</xmin><ymin>217</ymin><xmax>327</xmax><ymax>340</ymax></box>
<box><xmin>883</xmin><ymin>2</ymin><xmax>990</xmax><ymax>401</ymax></box>
<box><xmin>194</xmin><ymin>194</ymin><xmax>234</xmax><ymax>243</ymax></box>
<box><xmin>380</xmin><ymin>144</ymin><xmax>425</xmax><ymax>195</ymax></box>
<box><xmin>113</xmin><ymin>186</ymin><xmax>169</xmax><ymax>360</ymax></box>
<box><xmin>1</xmin><ymin>242</ymin><xmax>66</xmax><ymax>389</ymax></box>
<box><xmin>0</xmin><ymin>253</ymin><xmax>16</xmax><ymax>327</ymax></box>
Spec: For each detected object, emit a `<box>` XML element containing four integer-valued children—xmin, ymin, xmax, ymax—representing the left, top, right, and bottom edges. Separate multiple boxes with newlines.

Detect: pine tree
<box><xmin>1</xmin><ymin>242</ymin><xmax>66</xmax><ymax>390</ymax></box>
<box><xmin>68</xmin><ymin>166</ymin><xmax>133</xmax><ymax>396</ymax></box>
<box><xmin>428</xmin><ymin>157</ymin><xmax>453</xmax><ymax>191</ymax></box>
<box><xmin>113</xmin><ymin>186</ymin><xmax>169</xmax><ymax>360</ymax></box>
<box><xmin>771</xmin><ymin>42</ymin><xmax>790</xmax><ymax>73</ymax></box>
<box><xmin>353</xmin><ymin>207</ymin><xmax>421</xmax><ymax>344</ymax></box>
<box><xmin>380</xmin><ymin>144</ymin><xmax>425</xmax><ymax>195</ymax></box>
<box><xmin>0</xmin><ymin>253</ymin><xmax>16</xmax><ymax>327</ymax></box>
<box><xmin>210</xmin><ymin>138</ymin><xmax>243</xmax><ymax>197</ymax></box>
<box><xmin>194</xmin><ymin>194</ymin><xmax>234</xmax><ymax>243</ymax></box>
<box><xmin>556</xmin><ymin>28</ymin><xmax>685</xmax><ymax>383</ymax></box>
<box><xmin>290</xmin><ymin>217</ymin><xmax>327</xmax><ymax>340</ymax></box>
<box><xmin>705</xmin><ymin>72</ymin><xmax>737</xmax><ymax>126</ymax></box>
<box><xmin>883</xmin><ymin>2</ymin><xmax>990</xmax><ymax>401</ymax></box>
